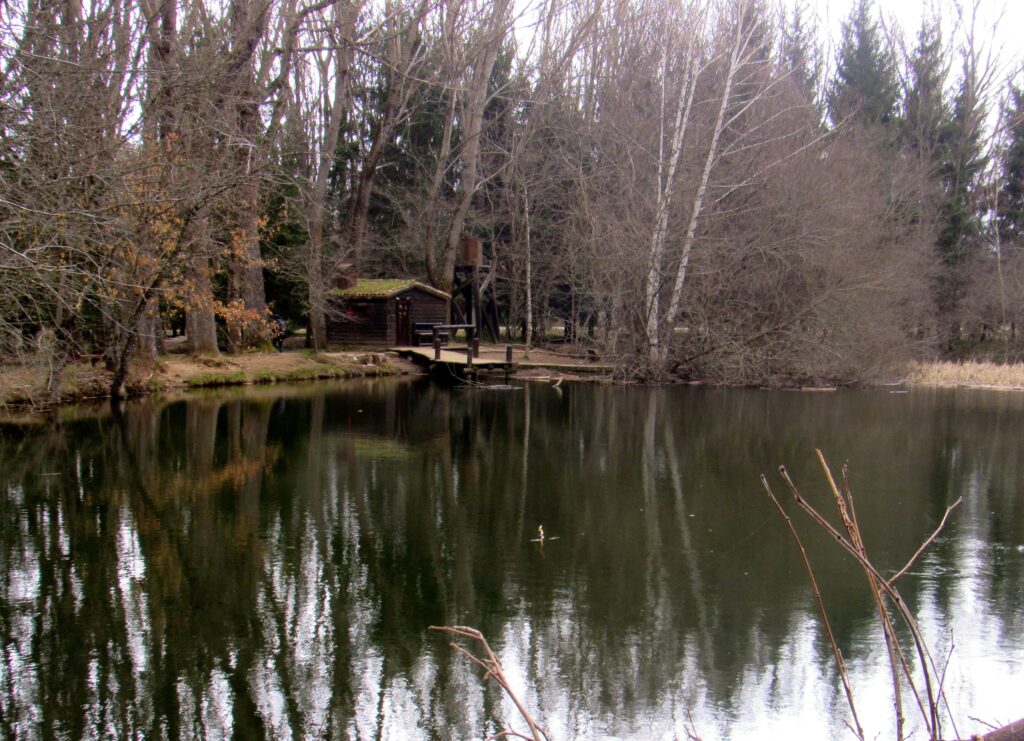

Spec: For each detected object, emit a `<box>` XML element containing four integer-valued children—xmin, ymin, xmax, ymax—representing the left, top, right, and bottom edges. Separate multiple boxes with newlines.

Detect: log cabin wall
<box><xmin>326</xmin><ymin>283</ymin><xmax>449</xmax><ymax>347</ymax></box>
<box><xmin>405</xmin><ymin>288</ymin><xmax>448</xmax><ymax>325</ymax></box>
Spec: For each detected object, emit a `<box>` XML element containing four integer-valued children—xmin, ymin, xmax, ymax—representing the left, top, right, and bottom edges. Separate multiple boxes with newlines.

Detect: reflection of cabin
<box><xmin>327</xmin><ymin>279</ymin><xmax>450</xmax><ymax>346</ymax></box>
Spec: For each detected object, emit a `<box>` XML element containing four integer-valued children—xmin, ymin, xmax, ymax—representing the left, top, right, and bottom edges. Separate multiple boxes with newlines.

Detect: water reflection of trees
<box><xmin>0</xmin><ymin>383</ymin><xmax>1021</xmax><ymax>738</ymax></box>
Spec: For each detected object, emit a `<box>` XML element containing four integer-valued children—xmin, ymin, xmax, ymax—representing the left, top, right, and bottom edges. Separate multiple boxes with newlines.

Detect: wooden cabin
<box><xmin>327</xmin><ymin>279</ymin><xmax>450</xmax><ymax>347</ymax></box>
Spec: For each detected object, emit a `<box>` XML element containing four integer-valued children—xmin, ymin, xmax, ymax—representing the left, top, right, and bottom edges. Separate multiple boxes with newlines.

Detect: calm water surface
<box><xmin>1</xmin><ymin>380</ymin><xmax>1022</xmax><ymax>739</ymax></box>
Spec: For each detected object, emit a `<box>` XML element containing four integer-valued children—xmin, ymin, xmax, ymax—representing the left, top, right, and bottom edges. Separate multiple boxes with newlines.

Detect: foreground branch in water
<box><xmin>763</xmin><ymin>450</ymin><xmax>963</xmax><ymax>741</ymax></box>
<box><xmin>429</xmin><ymin>625</ymin><xmax>549</xmax><ymax>741</ymax></box>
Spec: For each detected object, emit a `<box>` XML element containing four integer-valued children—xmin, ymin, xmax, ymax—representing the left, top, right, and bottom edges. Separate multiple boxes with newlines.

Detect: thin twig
<box><xmin>889</xmin><ymin>498</ymin><xmax>963</xmax><ymax>585</ymax></box>
<box><xmin>938</xmin><ymin>639</ymin><xmax>962</xmax><ymax>741</ymax></box>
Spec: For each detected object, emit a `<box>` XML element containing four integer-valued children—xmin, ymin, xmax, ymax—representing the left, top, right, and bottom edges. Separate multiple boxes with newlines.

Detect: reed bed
<box><xmin>907</xmin><ymin>360</ymin><xmax>1024</xmax><ymax>390</ymax></box>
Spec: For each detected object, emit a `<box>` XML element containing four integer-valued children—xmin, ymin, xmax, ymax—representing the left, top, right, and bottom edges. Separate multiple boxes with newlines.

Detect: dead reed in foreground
<box><xmin>762</xmin><ymin>450</ymin><xmax>962</xmax><ymax>741</ymax></box>
<box><xmin>429</xmin><ymin>625</ymin><xmax>549</xmax><ymax>741</ymax></box>
<box><xmin>435</xmin><ymin>452</ymin><xmax>1024</xmax><ymax>740</ymax></box>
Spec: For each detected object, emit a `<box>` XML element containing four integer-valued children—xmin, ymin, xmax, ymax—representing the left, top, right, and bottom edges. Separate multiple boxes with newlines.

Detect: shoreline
<box><xmin>3</xmin><ymin>354</ymin><xmax>1024</xmax><ymax>413</ymax></box>
<box><xmin>0</xmin><ymin>350</ymin><xmax>413</xmax><ymax>411</ymax></box>
<box><xmin>0</xmin><ymin>343</ymin><xmax>617</xmax><ymax>411</ymax></box>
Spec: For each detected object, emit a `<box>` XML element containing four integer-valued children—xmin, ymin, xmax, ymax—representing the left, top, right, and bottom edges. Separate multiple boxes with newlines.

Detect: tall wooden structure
<box><xmin>451</xmin><ymin>237</ymin><xmax>501</xmax><ymax>342</ymax></box>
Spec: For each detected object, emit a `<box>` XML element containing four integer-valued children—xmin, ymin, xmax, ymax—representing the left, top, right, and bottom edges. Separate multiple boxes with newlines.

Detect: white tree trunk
<box><xmin>645</xmin><ymin>34</ymin><xmax>698</xmax><ymax>357</ymax></box>
<box><xmin>657</xmin><ymin>12</ymin><xmax>748</xmax><ymax>365</ymax></box>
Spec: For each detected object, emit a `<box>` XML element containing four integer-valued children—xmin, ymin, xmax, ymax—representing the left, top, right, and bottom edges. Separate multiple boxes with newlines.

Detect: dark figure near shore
<box><xmin>272</xmin><ymin>315</ymin><xmax>287</xmax><ymax>352</ymax></box>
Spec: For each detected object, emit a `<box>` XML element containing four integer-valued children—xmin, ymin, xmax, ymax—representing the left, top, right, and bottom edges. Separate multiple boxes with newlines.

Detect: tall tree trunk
<box><xmin>424</xmin><ymin>83</ymin><xmax>457</xmax><ymax>287</ymax></box>
<box><xmin>645</xmin><ymin>33</ymin><xmax>698</xmax><ymax>359</ymax></box>
<box><xmin>224</xmin><ymin>0</ymin><xmax>271</xmax><ymax>351</ymax></box>
<box><xmin>134</xmin><ymin>295</ymin><xmax>160</xmax><ymax>361</ymax></box>
<box><xmin>230</xmin><ymin>167</ymin><xmax>268</xmax><ymax>351</ymax></box>
<box><xmin>307</xmin><ymin>1</ymin><xmax>359</xmax><ymax>351</ymax></box>
<box><xmin>658</xmin><ymin>9</ymin><xmax>749</xmax><ymax>366</ymax></box>
<box><xmin>346</xmin><ymin>0</ymin><xmax>426</xmax><ymax>268</ymax></box>
<box><xmin>185</xmin><ymin>209</ymin><xmax>219</xmax><ymax>355</ymax></box>
<box><xmin>439</xmin><ymin>0</ymin><xmax>511</xmax><ymax>291</ymax></box>
<box><xmin>523</xmin><ymin>187</ymin><xmax>533</xmax><ymax>356</ymax></box>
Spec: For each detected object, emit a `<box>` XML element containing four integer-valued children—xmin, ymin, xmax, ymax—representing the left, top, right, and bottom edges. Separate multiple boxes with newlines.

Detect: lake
<box><xmin>0</xmin><ymin>379</ymin><xmax>1021</xmax><ymax>739</ymax></box>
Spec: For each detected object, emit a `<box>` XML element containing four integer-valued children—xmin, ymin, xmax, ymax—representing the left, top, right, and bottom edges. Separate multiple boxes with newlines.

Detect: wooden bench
<box><xmin>413</xmin><ymin>323</ymin><xmax>478</xmax><ymax>348</ymax></box>
<box><xmin>413</xmin><ymin>322</ymin><xmax>449</xmax><ymax>346</ymax></box>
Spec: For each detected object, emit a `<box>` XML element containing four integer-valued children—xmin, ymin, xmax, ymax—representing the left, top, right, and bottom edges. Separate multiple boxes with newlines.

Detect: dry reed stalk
<box><xmin>817</xmin><ymin>452</ymin><xmax>908</xmax><ymax>740</ymax></box>
<box><xmin>430</xmin><ymin>625</ymin><xmax>549</xmax><ymax>741</ymax></box>
<box><xmin>765</xmin><ymin>450</ymin><xmax>963</xmax><ymax>741</ymax></box>
<box><xmin>908</xmin><ymin>360</ymin><xmax>1024</xmax><ymax>389</ymax></box>
<box><xmin>761</xmin><ymin>476</ymin><xmax>865</xmax><ymax>740</ymax></box>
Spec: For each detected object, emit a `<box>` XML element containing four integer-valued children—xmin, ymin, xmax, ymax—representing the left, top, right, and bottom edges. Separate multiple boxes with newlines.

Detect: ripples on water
<box><xmin>0</xmin><ymin>380</ymin><xmax>1021</xmax><ymax>739</ymax></box>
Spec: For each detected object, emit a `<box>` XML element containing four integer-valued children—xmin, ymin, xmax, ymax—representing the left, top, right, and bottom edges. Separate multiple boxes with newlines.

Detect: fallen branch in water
<box><xmin>430</xmin><ymin>625</ymin><xmax>549</xmax><ymax>741</ymax></box>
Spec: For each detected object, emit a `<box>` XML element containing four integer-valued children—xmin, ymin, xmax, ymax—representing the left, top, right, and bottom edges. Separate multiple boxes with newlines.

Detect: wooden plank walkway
<box><xmin>392</xmin><ymin>345</ymin><xmax>616</xmax><ymax>377</ymax></box>
<box><xmin>392</xmin><ymin>346</ymin><xmax>515</xmax><ymax>374</ymax></box>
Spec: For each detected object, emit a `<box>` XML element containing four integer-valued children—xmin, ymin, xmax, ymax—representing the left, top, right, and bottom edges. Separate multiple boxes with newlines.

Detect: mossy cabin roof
<box><xmin>331</xmin><ymin>279</ymin><xmax>450</xmax><ymax>301</ymax></box>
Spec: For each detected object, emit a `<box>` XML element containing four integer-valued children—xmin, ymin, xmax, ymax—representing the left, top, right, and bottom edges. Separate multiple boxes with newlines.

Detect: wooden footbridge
<box><xmin>393</xmin><ymin>343</ymin><xmax>516</xmax><ymax>379</ymax></box>
<box><xmin>393</xmin><ymin>324</ymin><xmax>614</xmax><ymax>380</ymax></box>
<box><xmin>390</xmin><ymin>323</ymin><xmax>515</xmax><ymax>379</ymax></box>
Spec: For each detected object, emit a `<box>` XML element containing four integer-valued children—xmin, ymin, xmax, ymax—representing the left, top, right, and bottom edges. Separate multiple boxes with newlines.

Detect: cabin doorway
<box><xmin>395</xmin><ymin>297</ymin><xmax>412</xmax><ymax>345</ymax></box>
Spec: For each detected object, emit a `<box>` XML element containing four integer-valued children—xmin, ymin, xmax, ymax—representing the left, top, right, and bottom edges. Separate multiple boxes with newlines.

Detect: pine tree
<box><xmin>901</xmin><ymin>14</ymin><xmax>949</xmax><ymax>166</ymax></box>
<box><xmin>998</xmin><ymin>82</ymin><xmax>1024</xmax><ymax>240</ymax></box>
<box><xmin>937</xmin><ymin>60</ymin><xmax>988</xmax><ymax>263</ymax></box>
<box><xmin>827</xmin><ymin>0</ymin><xmax>900</xmax><ymax>128</ymax></box>
<box><xmin>781</xmin><ymin>2</ymin><xmax>820</xmax><ymax>105</ymax></box>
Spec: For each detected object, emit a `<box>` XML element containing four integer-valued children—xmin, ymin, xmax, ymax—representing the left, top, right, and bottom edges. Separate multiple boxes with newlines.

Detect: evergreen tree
<box><xmin>781</xmin><ymin>2</ymin><xmax>820</xmax><ymax>105</ymax></box>
<box><xmin>827</xmin><ymin>0</ymin><xmax>900</xmax><ymax>127</ymax></box>
<box><xmin>901</xmin><ymin>14</ymin><xmax>949</xmax><ymax>166</ymax></box>
<box><xmin>937</xmin><ymin>60</ymin><xmax>988</xmax><ymax>263</ymax></box>
<box><xmin>998</xmin><ymin>82</ymin><xmax>1024</xmax><ymax>240</ymax></box>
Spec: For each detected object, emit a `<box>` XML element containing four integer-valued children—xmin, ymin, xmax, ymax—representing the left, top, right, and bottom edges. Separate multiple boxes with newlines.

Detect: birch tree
<box><xmin>644</xmin><ymin>0</ymin><xmax>784</xmax><ymax>368</ymax></box>
<box><xmin>644</xmin><ymin>4</ymin><xmax>704</xmax><ymax>361</ymax></box>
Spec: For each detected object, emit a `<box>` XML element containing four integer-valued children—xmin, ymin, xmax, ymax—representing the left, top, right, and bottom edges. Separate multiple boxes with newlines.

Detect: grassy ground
<box><xmin>0</xmin><ymin>339</ymin><xmax>618</xmax><ymax>409</ymax></box>
<box><xmin>0</xmin><ymin>349</ymin><xmax>415</xmax><ymax>408</ymax></box>
<box><xmin>907</xmin><ymin>359</ymin><xmax>1024</xmax><ymax>390</ymax></box>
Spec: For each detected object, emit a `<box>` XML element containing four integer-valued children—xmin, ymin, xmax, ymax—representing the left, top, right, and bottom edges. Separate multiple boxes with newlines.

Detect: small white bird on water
<box><xmin>531</xmin><ymin>525</ymin><xmax>558</xmax><ymax>543</ymax></box>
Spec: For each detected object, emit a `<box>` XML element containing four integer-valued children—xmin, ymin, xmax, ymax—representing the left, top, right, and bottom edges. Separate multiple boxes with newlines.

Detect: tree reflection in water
<box><xmin>0</xmin><ymin>381</ymin><xmax>1022</xmax><ymax>739</ymax></box>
